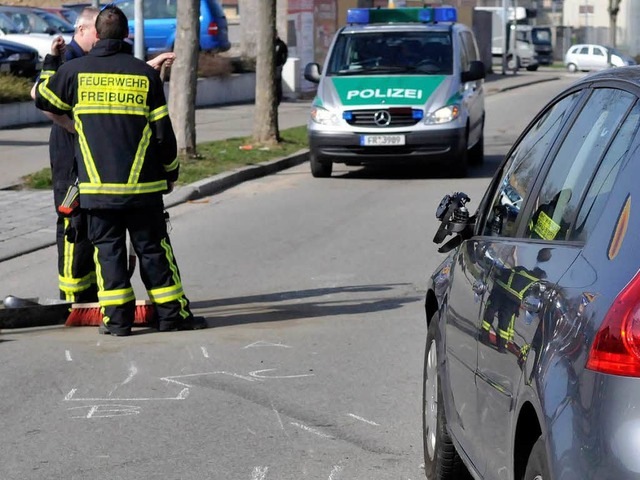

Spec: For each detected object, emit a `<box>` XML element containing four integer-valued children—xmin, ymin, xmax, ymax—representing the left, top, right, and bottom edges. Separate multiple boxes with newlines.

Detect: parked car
<box><xmin>39</xmin><ymin>7</ymin><xmax>78</xmax><ymax>27</ymax></box>
<box><xmin>423</xmin><ymin>65</ymin><xmax>640</xmax><ymax>480</ymax></box>
<box><xmin>0</xmin><ymin>38</ymin><xmax>39</xmax><ymax>78</ymax></box>
<box><xmin>0</xmin><ymin>6</ymin><xmax>74</xmax><ymax>36</ymax></box>
<box><xmin>112</xmin><ymin>0</ymin><xmax>230</xmax><ymax>55</ymax></box>
<box><xmin>0</xmin><ymin>12</ymin><xmax>71</xmax><ymax>61</ymax></box>
<box><xmin>564</xmin><ymin>43</ymin><xmax>637</xmax><ymax>72</ymax></box>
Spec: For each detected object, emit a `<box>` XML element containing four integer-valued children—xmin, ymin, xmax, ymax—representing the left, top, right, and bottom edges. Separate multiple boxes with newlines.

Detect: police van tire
<box><xmin>423</xmin><ymin>315</ymin><xmax>472</xmax><ymax>480</ymax></box>
<box><xmin>449</xmin><ymin>146</ymin><xmax>468</xmax><ymax>178</ymax></box>
<box><xmin>469</xmin><ymin>130</ymin><xmax>484</xmax><ymax>166</ymax></box>
<box><xmin>310</xmin><ymin>153</ymin><xmax>333</xmax><ymax>178</ymax></box>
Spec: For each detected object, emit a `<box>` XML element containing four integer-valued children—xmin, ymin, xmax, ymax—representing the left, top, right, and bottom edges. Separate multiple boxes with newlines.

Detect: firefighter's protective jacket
<box><xmin>35</xmin><ymin>39</ymin><xmax>178</xmax><ymax>210</ymax></box>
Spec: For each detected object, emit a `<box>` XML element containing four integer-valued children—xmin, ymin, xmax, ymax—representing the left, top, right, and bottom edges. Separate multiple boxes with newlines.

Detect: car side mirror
<box><xmin>433</xmin><ymin>192</ymin><xmax>474</xmax><ymax>251</ymax></box>
<box><xmin>461</xmin><ymin>60</ymin><xmax>485</xmax><ymax>83</ymax></box>
<box><xmin>304</xmin><ymin>62</ymin><xmax>321</xmax><ymax>84</ymax></box>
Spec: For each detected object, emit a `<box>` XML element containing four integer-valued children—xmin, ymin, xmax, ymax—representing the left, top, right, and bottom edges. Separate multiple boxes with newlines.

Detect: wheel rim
<box><xmin>425</xmin><ymin>338</ymin><xmax>438</xmax><ymax>461</ymax></box>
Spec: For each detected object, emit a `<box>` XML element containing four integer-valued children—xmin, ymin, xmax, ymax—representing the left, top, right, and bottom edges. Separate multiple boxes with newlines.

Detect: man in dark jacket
<box><xmin>35</xmin><ymin>5</ymin><xmax>204</xmax><ymax>336</ymax></box>
<box><xmin>274</xmin><ymin>31</ymin><xmax>288</xmax><ymax>106</ymax></box>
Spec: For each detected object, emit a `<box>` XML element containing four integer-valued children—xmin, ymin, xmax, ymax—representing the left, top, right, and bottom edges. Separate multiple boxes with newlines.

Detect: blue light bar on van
<box><xmin>346</xmin><ymin>7</ymin><xmax>457</xmax><ymax>24</ymax></box>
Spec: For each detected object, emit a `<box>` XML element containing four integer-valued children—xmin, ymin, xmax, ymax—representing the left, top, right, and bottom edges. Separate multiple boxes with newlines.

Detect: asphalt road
<box><xmin>0</xmin><ymin>76</ymin><xmax>578</xmax><ymax>480</ymax></box>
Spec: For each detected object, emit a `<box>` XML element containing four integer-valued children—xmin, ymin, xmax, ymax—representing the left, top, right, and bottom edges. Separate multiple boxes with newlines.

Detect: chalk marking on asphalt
<box><xmin>249</xmin><ymin>368</ymin><xmax>314</xmax><ymax>380</ymax></box>
<box><xmin>123</xmin><ymin>363</ymin><xmax>137</xmax><ymax>385</ymax></box>
<box><xmin>162</xmin><ymin>371</ymin><xmax>257</xmax><ymax>387</ymax></box>
<box><xmin>65</xmin><ymin>350</ymin><xmax>72</xmax><ymax>362</ymax></box>
<box><xmin>347</xmin><ymin>413</ymin><xmax>380</xmax><ymax>426</ymax></box>
<box><xmin>68</xmin><ymin>404</ymin><xmax>141</xmax><ymax>419</ymax></box>
<box><xmin>63</xmin><ymin>387</ymin><xmax>189</xmax><ymax>402</ymax></box>
<box><xmin>251</xmin><ymin>466</ymin><xmax>268</xmax><ymax>480</ymax></box>
<box><xmin>290</xmin><ymin>421</ymin><xmax>332</xmax><ymax>439</ymax></box>
<box><xmin>244</xmin><ymin>340</ymin><xmax>292</xmax><ymax>349</ymax></box>
<box><xmin>247</xmin><ymin>428</ymin><xmax>256</xmax><ymax>435</ymax></box>
<box><xmin>328</xmin><ymin>465</ymin><xmax>343</xmax><ymax>480</ymax></box>
<box><xmin>201</xmin><ymin>346</ymin><xmax>209</xmax><ymax>358</ymax></box>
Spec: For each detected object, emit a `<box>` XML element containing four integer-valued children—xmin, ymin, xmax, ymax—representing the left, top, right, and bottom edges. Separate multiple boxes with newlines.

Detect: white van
<box><xmin>304</xmin><ymin>6</ymin><xmax>485</xmax><ymax>178</ymax></box>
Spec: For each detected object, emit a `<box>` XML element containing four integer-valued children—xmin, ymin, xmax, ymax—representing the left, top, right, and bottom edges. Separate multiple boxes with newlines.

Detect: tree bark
<box><xmin>252</xmin><ymin>0</ymin><xmax>278</xmax><ymax>145</ymax></box>
<box><xmin>239</xmin><ymin>0</ymin><xmax>259</xmax><ymax>60</ymax></box>
<box><xmin>169</xmin><ymin>0</ymin><xmax>200</xmax><ymax>156</ymax></box>
<box><xmin>608</xmin><ymin>0</ymin><xmax>621</xmax><ymax>47</ymax></box>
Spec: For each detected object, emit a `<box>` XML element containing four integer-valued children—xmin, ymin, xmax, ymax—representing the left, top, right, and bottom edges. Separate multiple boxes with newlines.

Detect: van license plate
<box><xmin>360</xmin><ymin>135</ymin><xmax>405</xmax><ymax>146</ymax></box>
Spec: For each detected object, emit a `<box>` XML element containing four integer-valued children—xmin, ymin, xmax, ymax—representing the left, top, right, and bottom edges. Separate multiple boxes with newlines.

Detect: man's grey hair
<box><xmin>74</xmin><ymin>7</ymin><xmax>100</xmax><ymax>31</ymax></box>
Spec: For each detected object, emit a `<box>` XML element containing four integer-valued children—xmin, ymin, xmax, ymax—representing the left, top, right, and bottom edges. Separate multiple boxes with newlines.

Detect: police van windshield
<box><xmin>327</xmin><ymin>31</ymin><xmax>453</xmax><ymax>76</ymax></box>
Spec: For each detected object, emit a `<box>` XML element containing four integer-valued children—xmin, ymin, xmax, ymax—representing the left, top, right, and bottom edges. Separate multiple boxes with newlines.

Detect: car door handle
<box><xmin>472</xmin><ymin>280</ymin><xmax>486</xmax><ymax>295</ymax></box>
<box><xmin>522</xmin><ymin>294</ymin><xmax>542</xmax><ymax>313</ymax></box>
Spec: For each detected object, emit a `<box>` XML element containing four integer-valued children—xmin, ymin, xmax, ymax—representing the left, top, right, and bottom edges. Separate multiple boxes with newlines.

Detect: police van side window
<box><xmin>460</xmin><ymin>31</ymin><xmax>479</xmax><ymax>64</ymax></box>
<box><xmin>525</xmin><ymin>88</ymin><xmax>635</xmax><ymax>242</ymax></box>
<box><xmin>457</xmin><ymin>32</ymin><xmax>469</xmax><ymax>71</ymax></box>
<box><xmin>481</xmin><ymin>92</ymin><xmax>581</xmax><ymax>238</ymax></box>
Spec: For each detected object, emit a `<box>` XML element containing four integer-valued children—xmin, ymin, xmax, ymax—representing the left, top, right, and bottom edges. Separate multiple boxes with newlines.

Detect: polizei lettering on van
<box><xmin>346</xmin><ymin>88</ymin><xmax>423</xmax><ymax>101</ymax></box>
<box><xmin>332</xmin><ymin>75</ymin><xmax>446</xmax><ymax>106</ymax></box>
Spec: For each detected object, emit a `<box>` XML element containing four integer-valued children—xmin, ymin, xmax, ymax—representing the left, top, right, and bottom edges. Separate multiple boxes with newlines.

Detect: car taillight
<box><xmin>207</xmin><ymin>22</ymin><xmax>219</xmax><ymax>35</ymax></box>
<box><xmin>587</xmin><ymin>271</ymin><xmax>640</xmax><ymax>376</ymax></box>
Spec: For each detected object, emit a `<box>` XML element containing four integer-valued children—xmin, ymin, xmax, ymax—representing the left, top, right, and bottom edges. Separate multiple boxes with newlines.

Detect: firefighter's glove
<box><xmin>64</xmin><ymin>212</ymin><xmax>87</xmax><ymax>244</ymax></box>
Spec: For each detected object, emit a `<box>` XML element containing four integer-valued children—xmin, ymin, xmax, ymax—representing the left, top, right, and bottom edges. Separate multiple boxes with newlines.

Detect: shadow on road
<box><xmin>191</xmin><ymin>283</ymin><xmax>422</xmax><ymax>328</ymax></box>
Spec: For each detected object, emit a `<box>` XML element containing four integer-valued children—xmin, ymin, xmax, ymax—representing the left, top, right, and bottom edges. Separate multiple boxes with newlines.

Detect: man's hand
<box><xmin>50</xmin><ymin>36</ymin><xmax>66</xmax><ymax>57</ymax></box>
<box><xmin>147</xmin><ymin>52</ymin><xmax>176</xmax><ymax>71</ymax></box>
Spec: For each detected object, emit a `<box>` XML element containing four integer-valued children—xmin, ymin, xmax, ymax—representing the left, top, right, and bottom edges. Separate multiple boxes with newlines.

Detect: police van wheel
<box><xmin>310</xmin><ymin>153</ymin><xmax>333</xmax><ymax>178</ymax></box>
<box><xmin>469</xmin><ymin>132</ymin><xmax>484</xmax><ymax>166</ymax></box>
<box><xmin>449</xmin><ymin>148</ymin><xmax>468</xmax><ymax>178</ymax></box>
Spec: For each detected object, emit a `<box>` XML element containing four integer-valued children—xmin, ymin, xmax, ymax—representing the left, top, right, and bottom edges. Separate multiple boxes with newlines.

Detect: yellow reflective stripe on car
<box><xmin>74</xmin><ymin>105</ymin><xmax>148</xmax><ymax>116</ymax></box>
<box><xmin>74</xmin><ymin>115</ymin><xmax>101</xmax><ymax>184</ymax></box>
<box><xmin>38</xmin><ymin>77</ymin><xmax>72</xmax><ymax>111</ymax></box>
<box><xmin>79</xmin><ymin>181</ymin><xmax>168</xmax><ymax>195</ymax></box>
<box><xmin>149</xmin><ymin>105</ymin><xmax>168</xmax><ymax>122</ymax></box>
<box><xmin>164</xmin><ymin>157</ymin><xmax>179</xmax><ymax>173</ymax></box>
<box><xmin>128</xmin><ymin>123</ymin><xmax>152</xmax><ymax>184</ymax></box>
<box><xmin>98</xmin><ymin>287</ymin><xmax>136</xmax><ymax>306</ymax></box>
<box><xmin>147</xmin><ymin>283</ymin><xmax>185</xmax><ymax>304</ymax></box>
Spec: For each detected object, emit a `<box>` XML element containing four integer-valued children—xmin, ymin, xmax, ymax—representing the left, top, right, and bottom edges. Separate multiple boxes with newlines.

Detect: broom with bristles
<box><xmin>65</xmin><ymin>238</ymin><xmax>157</xmax><ymax>327</ymax></box>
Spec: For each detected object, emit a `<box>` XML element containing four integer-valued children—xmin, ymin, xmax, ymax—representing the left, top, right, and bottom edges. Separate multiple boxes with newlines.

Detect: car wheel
<box><xmin>523</xmin><ymin>436</ymin><xmax>551</xmax><ymax>480</ymax></box>
<box><xmin>310</xmin><ymin>151</ymin><xmax>333</xmax><ymax>178</ymax></box>
<box><xmin>449</xmin><ymin>137</ymin><xmax>469</xmax><ymax>178</ymax></box>
<box><xmin>469</xmin><ymin>127</ymin><xmax>484</xmax><ymax>166</ymax></box>
<box><xmin>526</xmin><ymin>65</ymin><xmax>539</xmax><ymax>71</ymax></box>
<box><xmin>423</xmin><ymin>316</ymin><xmax>471</xmax><ymax>480</ymax></box>
<box><xmin>567</xmin><ymin>63</ymin><xmax>578</xmax><ymax>73</ymax></box>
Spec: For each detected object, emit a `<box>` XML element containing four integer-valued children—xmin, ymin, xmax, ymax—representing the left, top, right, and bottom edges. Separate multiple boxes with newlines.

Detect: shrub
<box><xmin>0</xmin><ymin>74</ymin><xmax>33</xmax><ymax>103</ymax></box>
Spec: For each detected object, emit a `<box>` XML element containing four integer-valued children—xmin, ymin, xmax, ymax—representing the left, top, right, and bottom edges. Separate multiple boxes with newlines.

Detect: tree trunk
<box><xmin>609</xmin><ymin>0</ymin><xmax>621</xmax><ymax>47</ymax></box>
<box><xmin>252</xmin><ymin>0</ymin><xmax>278</xmax><ymax>145</ymax></box>
<box><xmin>239</xmin><ymin>0</ymin><xmax>259</xmax><ymax>60</ymax></box>
<box><xmin>169</xmin><ymin>0</ymin><xmax>200</xmax><ymax>156</ymax></box>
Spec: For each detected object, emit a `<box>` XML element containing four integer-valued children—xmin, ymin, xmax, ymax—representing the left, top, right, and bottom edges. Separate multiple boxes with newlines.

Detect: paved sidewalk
<box><xmin>0</xmin><ymin>69</ymin><xmax>564</xmax><ymax>263</ymax></box>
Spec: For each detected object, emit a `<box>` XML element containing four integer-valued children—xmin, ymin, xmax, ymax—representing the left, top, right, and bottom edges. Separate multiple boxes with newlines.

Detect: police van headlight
<box><xmin>311</xmin><ymin>106</ymin><xmax>341</xmax><ymax>126</ymax></box>
<box><xmin>425</xmin><ymin>105</ymin><xmax>460</xmax><ymax>124</ymax></box>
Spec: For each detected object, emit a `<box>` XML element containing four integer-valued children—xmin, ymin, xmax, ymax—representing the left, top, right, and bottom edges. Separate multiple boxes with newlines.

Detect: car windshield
<box><xmin>532</xmin><ymin>28</ymin><xmax>551</xmax><ymax>44</ymax></box>
<box><xmin>327</xmin><ymin>31</ymin><xmax>453</xmax><ymax>76</ymax></box>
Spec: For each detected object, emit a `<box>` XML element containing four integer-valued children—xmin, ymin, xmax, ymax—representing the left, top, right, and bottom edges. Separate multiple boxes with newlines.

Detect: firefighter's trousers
<box><xmin>86</xmin><ymin>205</ymin><xmax>193</xmax><ymax>334</ymax></box>
<box><xmin>56</xmin><ymin>213</ymin><xmax>97</xmax><ymax>303</ymax></box>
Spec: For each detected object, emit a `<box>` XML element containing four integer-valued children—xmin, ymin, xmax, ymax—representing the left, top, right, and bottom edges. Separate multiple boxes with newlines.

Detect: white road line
<box><xmin>251</xmin><ymin>466</ymin><xmax>268</xmax><ymax>480</ymax></box>
<box><xmin>201</xmin><ymin>346</ymin><xmax>209</xmax><ymax>358</ymax></box>
<box><xmin>64</xmin><ymin>387</ymin><xmax>188</xmax><ymax>402</ymax></box>
<box><xmin>347</xmin><ymin>413</ymin><xmax>380</xmax><ymax>426</ymax></box>
<box><xmin>249</xmin><ymin>368</ymin><xmax>314</xmax><ymax>379</ymax></box>
<box><xmin>290</xmin><ymin>421</ymin><xmax>332</xmax><ymax>439</ymax></box>
<box><xmin>65</xmin><ymin>350</ymin><xmax>72</xmax><ymax>362</ymax></box>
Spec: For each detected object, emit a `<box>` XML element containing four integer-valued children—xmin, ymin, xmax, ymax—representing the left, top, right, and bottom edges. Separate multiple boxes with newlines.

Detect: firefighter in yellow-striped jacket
<box><xmin>35</xmin><ymin>5</ymin><xmax>205</xmax><ymax>336</ymax></box>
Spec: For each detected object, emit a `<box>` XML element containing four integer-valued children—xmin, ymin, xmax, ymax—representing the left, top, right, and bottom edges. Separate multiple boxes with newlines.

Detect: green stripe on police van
<box><xmin>332</xmin><ymin>76</ymin><xmax>445</xmax><ymax>106</ymax></box>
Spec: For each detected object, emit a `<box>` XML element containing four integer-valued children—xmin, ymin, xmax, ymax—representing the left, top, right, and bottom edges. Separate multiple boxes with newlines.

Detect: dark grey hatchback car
<box><xmin>423</xmin><ymin>67</ymin><xmax>640</xmax><ymax>480</ymax></box>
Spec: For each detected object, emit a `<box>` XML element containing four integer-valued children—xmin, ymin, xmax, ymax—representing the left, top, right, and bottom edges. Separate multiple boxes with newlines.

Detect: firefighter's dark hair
<box><xmin>96</xmin><ymin>5</ymin><xmax>128</xmax><ymax>40</ymax></box>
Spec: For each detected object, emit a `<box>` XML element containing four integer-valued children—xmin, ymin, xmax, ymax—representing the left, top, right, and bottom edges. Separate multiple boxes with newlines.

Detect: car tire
<box><xmin>423</xmin><ymin>315</ymin><xmax>471</xmax><ymax>480</ymax></box>
<box><xmin>310</xmin><ymin>151</ymin><xmax>333</xmax><ymax>178</ymax></box>
<box><xmin>526</xmin><ymin>65</ymin><xmax>539</xmax><ymax>71</ymax></box>
<box><xmin>523</xmin><ymin>436</ymin><xmax>551</xmax><ymax>480</ymax></box>
<box><xmin>469</xmin><ymin>126</ymin><xmax>484</xmax><ymax>166</ymax></box>
<box><xmin>449</xmin><ymin>138</ymin><xmax>469</xmax><ymax>178</ymax></box>
<box><xmin>567</xmin><ymin>63</ymin><xmax>578</xmax><ymax>73</ymax></box>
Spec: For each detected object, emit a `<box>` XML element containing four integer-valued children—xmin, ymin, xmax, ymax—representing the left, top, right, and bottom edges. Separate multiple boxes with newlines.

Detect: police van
<box><xmin>304</xmin><ymin>6</ymin><xmax>485</xmax><ymax>178</ymax></box>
